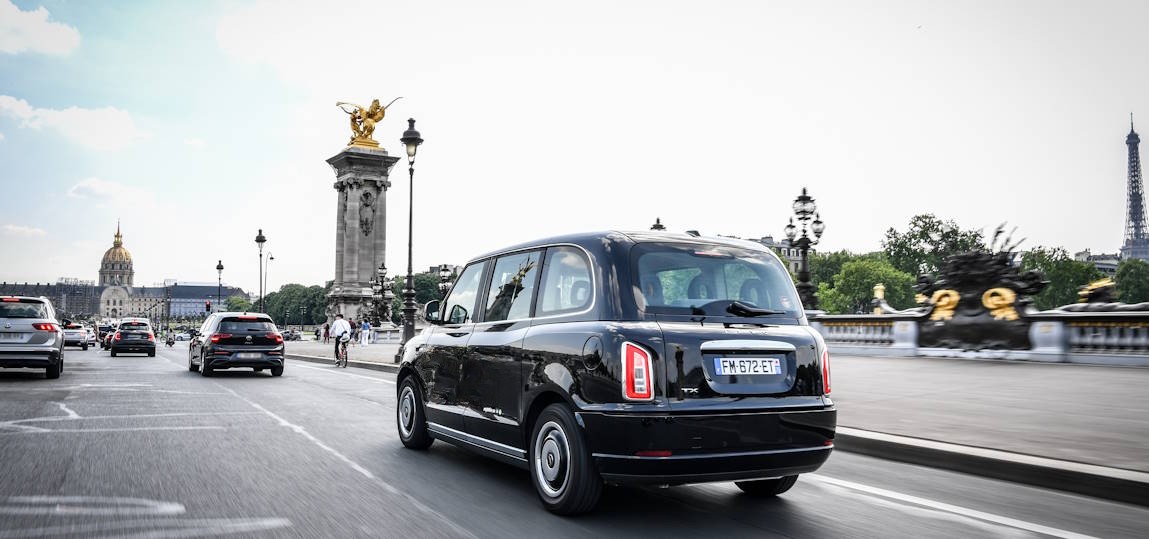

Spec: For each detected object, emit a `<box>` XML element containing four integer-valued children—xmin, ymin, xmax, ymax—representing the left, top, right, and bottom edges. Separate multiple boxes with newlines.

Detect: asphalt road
<box><xmin>0</xmin><ymin>345</ymin><xmax>1145</xmax><ymax>538</ymax></box>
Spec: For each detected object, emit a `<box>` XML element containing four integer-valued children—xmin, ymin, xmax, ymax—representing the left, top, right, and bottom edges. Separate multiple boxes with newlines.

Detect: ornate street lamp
<box><xmin>784</xmin><ymin>188</ymin><xmax>825</xmax><ymax>310</ymax></box>
<box><xmin>255</xmin><ymin>229</ymin><xmax>267</xmax><ymax>312</ymax></box>
<box><xmin>216</xmin><ymin>260</ymin><xmax>224</xmax><ymax>313</ymax></box>
<box><xmin>399</xmin><ymin>119</ymin><xmax>423</xmax><ymax>346</ymax></box>
<box><xmin>438</xmin><ymin>264</ymin><xmax>453</xmax><ymax>298</ymax></box>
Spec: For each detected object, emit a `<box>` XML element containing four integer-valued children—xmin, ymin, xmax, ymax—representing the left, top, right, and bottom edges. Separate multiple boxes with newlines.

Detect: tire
<box><xmin>270</xmin><ymin>366</ymin><xmax>283</xmax><ymax>377</ymax></box>
<box><xmin>148</xmin><ymin>350</ymin><xmax>156</xmax><ymax>357</ymax></box>
<box><xmin>529</xmin><ymin>403</ymin><xmax>602</xmax><ymax>515</ymax></box>
<box><xmin>735</xmin><ymin>475</ymin><xmax>799</xmax><ymax>497</ymax></box>
<box><xmin>200</xmin><ymin>354</ymin><xmax>213</xmax><ymax>377</ymax></box>
<box><xmin>188</xmin><ymin>355</ymin><xmax>199</xmax><ymax>372</ymax></box>
<box><xmin>45</xmin><ymin>362</ymin><xmax>61</xmax><ymax>379</ymax></box>
<box><xmin>81</xmin><ymin>343</ymin><xmax>88</xmax><ymax>351</ymax></box>
<box><xmin>396</xmin><ymin>377</ymin><xmax>433</xmax><ymax>449</ymax></box>
<box><xmin>110</xmin><ymin>350</ymin><xmax>117</xmax><ymax>357</ymax></box>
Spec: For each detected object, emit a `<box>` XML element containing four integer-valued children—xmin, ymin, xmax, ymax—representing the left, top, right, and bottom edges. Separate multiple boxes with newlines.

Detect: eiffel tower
<box><xmin>1121</xmin><ymin>114</ymin><xmax>1149</xmax><ymax>261</ymax></box>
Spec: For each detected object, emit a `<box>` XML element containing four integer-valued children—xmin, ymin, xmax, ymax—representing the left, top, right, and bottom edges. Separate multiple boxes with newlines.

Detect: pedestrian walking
<box><xmin>323</xmin><ymin>323</ymin><xmax>330</xmax><ymax>344</ymax></box>
<box><xmin>360</xmin><ymin>319</ymin><xmax>371</xmax><ymax>346</ymax></box>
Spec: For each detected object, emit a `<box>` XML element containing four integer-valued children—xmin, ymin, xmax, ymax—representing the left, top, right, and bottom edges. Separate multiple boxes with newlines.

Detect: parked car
<box><xmin>0</xmin><ymin>295</ymin><xmax>65</xmax><ymax>378</ymax></box>
<box><xmin>396</xmin><ymin>231</ymin><xmax>836</xmax><ymax>515</ymax></box>
<box><xmin>110</xmin><ymin>319</ymin><xmax>155</xmax><ymax>357</ymax></box>
<box><xmin>282</xmin><ymin>329</ymin><xmax>302</xmax><ymax>341</ymax></box>
<box><xmin>188</xmin><ymin>312</ymin><xmax>285</xmax><ymax>376</ymax></box>
<box><xmin>62</xmin><ymin>322</ymin><xmax>89</xmax><ymax>350</ymax></box>
<box><xmin>174</xmin><ymin>332</ymin><xmax>191</xmax><ymax>341</ymax></box>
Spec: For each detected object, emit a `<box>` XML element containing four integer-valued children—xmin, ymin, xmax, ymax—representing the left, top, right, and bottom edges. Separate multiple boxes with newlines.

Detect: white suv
<box><xmin>0</xmin><ymin>296</ymin><xmax>66</xmax><ymax>378</ymax></box>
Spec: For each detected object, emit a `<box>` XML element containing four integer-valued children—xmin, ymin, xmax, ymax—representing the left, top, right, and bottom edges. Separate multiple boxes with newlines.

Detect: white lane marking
<box><xmin>211</xmin><ymin>383</ymin><xmax>477</xmax><ymax>539</ymax></box>
<box><xmin>292</xmin><ymin>363</ymin><xmax>396</xmax><ymax>384</ymax></box>
<box><xmin>0</xmin><ymin>496</ymin><xmax>184</xmax><ymax>516</ymax></box>
<box><xmin>808</xmin><ymin>475</ymin><xmax>1099</xmax><ymax>539</ymax></box>
<box><xmin>8</xmin><ymin>427</ymin><xmax>225</xmax><ymax>434</ymax></box>
<box><xmin>54</xmin><ymin>402</ymin><xmax>79</xmax><ymax>419</ymax></box>
<box><xmin>5</xmin><ymin>411</ymin><xmax>260</xmax><ymax>425</ymax></box>
<box><xmin>0</xmin><ymin>517</ymin><xmax>291</xmax><ymax>538</ymax></box>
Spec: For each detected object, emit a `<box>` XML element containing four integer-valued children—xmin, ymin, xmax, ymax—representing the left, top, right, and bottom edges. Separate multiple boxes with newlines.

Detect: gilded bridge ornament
<box><xmin>981</xmin><ymin>288</ymin><xmax>1019</xmax><ymax>321</ymax></box>
<box><xmin>929</xmin><ymin>289</ymin><xmax>960</xmax><ymax>321</ymax></box>
<box><xmin>337</xmin><ymin>97</ymin><xmax>402</xmax><ymax>147</ymax></box>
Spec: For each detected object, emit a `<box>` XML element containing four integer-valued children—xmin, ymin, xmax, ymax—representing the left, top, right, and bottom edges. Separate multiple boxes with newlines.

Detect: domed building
<box><xmin>99</xmin><ymin>222</ymin><xmax>134</xmax><ymax>286</ymax></box>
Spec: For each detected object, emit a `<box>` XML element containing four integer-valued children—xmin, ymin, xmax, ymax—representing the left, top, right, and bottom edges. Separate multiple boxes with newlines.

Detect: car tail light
<box><xmin>114</xmin><ymin>332</ymin><xmax>122</xmax><ymax>341</ymax></box>
<box><xmin>32</xmin><ymin>322</ymin><xmax>57</xmax><ymax>331</ymax></box>
<box><xmin>621</xmin><ymin>342</ymin><xmax>654</xmax><ymax>401</ymax></box>
<box><xmin>147</xmin><ymin>333</ymin><xmax>155</xmax><ymax>342</ymax></box>
<box><xmin>821</xmin><ymin>348</ymin><xmax>832</xmax><ymax>395</ymax></box>
<box><xmin>2</xmin><ymin>297</ymin><xmax>19</xmax><ymax>302</ymax></box>
<box><xmin>636</xmin><ymin>450</ymin><xmax>672</xmax><ymax>457</ymax></box>
<box><xmin>267</xmin><ymin>332</ymin><xmax>284</xmax><ymax>344</ymax></box>
<box><xmin>210</xmin><ymin>333</ymin><xmax>233</xmax><ymax>344</ymax></box>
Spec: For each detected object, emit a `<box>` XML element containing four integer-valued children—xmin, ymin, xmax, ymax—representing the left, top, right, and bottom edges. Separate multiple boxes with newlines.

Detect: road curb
<box><xmin>834</xmin><ymin>426</ymin><xmax>1149</xmax><ymax>508</ymax></box>
<box><xmin>286</xmin><ymin>354</ymin><xmax>400</xmax><ymax>373</ymax></box>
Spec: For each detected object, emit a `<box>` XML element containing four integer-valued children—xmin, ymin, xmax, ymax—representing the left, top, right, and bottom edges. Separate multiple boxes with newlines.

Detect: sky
<box><xmin>1</xmin><ymin>0</ymin><xmax>1147</xmax><ymax>295</ymax></box>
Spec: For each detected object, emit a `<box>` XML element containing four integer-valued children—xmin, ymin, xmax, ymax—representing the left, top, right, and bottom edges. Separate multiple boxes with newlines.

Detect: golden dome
<box><xmin>101</xmin><ymin>223</ymin><xmax>133</xmax><ymax>266</ymax></box>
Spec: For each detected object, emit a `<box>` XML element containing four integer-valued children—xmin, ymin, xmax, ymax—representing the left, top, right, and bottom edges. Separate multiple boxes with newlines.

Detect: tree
<box><xmin>1116</xmin><ymin>258</ymin><xmax>1149</xmax><ymax>303</ymax></box>
<box><xmin>816</xmin><ymin>258</ymin><xmax>916</xmax><ymax>314</ymax></box>
<box><xmin>1020</xmin><ymin>247</ymin><xmax>1103</xmax><ymax>310</ymax></box>
<box><xmin>882</xmin><ymin>214</ymin><xmax>985</xmax><ymax>276</ymax></box>
<box><xmin>808</xmin><ymin>250</ymin><xmax>887</xmax><ymax>290</ymax></box>
<box><xmin>389</xmin><ymin>272</ymin><xmax>443</xmax><ymax>324</ymax></box>
<box><xmin>226</xmin><ymin>295</ymin><xmax>253</xmax><ymax>312</ymax></box>
<box><xmin>262</xmin><ymin>284</ymin><xmax>328</xmax><ymax>325</ymax></box>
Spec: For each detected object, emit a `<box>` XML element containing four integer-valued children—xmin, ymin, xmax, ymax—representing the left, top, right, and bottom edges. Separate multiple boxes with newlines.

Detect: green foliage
<box><xmin>808</xmin><ymin>250</ymin><xmax>887</xmax><ymax>290</ymax></box>
<box><xmin>816</xmin><ymin>258</ymin><xmax>916</xmax><ymax>314</ymax></box>
<box><xmin>882</xmin><ymin>214</ymin><xmax>985</xmax><ymax>276</ymax></box>
<box><xmin>389</xmin><ymin>272</ymin><xmax>445</xmax><ymax>324</ymax></box>
<box><xmin>226</xmin><ymin>295</ymin><xmax>253</xmax><ymax>312</ymax></box>
<box><xmin>1020</xmin><ymin>247</ymin><xmax>1103</xmax><ymax>310</ymax></box>
<box><xmin>261</xmin><ymin>284</ymin><xmax>328</xmax><ymax>325</ymax></box>
<box><xmin>1116</xmin><ymin>258</ymin><xmax>1149</xmax><ymax>303</ymax></box>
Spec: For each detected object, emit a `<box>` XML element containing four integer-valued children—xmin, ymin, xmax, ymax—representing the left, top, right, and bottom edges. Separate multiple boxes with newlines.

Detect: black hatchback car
<box><xmin>396</xmin><ymin>231</ymin><xmax>835</xmax><ymax>515</ymax></box>
<box><xmin>109</xmin><ymin>320</ymin><xmax>155</xmax><ymax>357</ymax></box>
<box><xmin>188</xmin><ymin>312</ymin><xmax>285</xmax><ymax>376</ymax></box>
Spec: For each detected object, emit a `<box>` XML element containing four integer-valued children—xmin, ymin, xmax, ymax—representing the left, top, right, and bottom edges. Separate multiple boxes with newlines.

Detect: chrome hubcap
<box><xmin>398</xmin><ymin>386</ymin><xmax>415</xmax><ymax>438</ymax></box>
<box><xmin>533</xmin><ymin>420</ymin><xmax>570</xmax><ymax>498</ymax></box>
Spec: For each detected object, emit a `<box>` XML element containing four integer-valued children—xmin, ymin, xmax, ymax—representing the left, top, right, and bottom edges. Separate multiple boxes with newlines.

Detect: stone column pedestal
<box><xmin>326</xmin><ymin>145</ymin><xmax>399</xmax><ymax>323</ymax></box>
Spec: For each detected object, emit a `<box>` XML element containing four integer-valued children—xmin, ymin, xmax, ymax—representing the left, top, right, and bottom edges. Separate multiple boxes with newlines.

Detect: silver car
<box><xmin>0</xmin><ymin>296</ymin><xmax>65</xmax><ymax>378</ymax></box>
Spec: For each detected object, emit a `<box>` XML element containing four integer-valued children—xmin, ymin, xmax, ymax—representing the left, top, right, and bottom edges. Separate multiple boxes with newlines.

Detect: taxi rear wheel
<box><xmin>735</xmin><ymin>475</ymin><xmax>798</xmax><ymax>497</ymax></box>
<box><xmin>530</xmin><ymin>403</ymin><xmax>601</xmax><ymax>515</ymax></box>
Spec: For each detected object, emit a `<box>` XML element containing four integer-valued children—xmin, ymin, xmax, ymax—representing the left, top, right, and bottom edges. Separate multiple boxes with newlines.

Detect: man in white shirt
<box><xmin>330</xmin><ymin>313</ymin><xmax>352</xmax><ymax>359</ymax></box>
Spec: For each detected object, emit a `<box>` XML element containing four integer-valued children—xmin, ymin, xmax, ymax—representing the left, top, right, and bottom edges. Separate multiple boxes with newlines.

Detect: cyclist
<box><xmin>330</xmin><ymin>313</ymin><xmax>352</xmax><ymax>366</ymax></box>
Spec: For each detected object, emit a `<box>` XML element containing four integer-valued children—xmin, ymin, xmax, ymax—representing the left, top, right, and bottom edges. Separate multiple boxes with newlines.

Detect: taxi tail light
<box><xmin>31</xmin><ymin>322</ymin><xmax>57</xmax><ymax>331</ymax></box>
<box><xmin>210</xmin><ymin>333</ymin><xmax>233</xmax><ymax>344</ymax></box>
<box><xmin>821</xmin><ymin>348</ymin><xmax>832</xmax><ymax>395</ymax></box>
<box><xmin>267</xmin><ymin>332</ymin><xmax>284</xmax><ymax>344</ymax></box>
<box><xmin>621</xmin><ymin>341</ymin><xmax>654</xmax><ymax>402</ymax></box>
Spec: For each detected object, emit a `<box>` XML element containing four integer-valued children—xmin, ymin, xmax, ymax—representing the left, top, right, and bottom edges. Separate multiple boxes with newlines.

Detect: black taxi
<box><xmin>396</xmin><ymin>231</ymin><xmax>835</xmax><ymax>514</ymax></box>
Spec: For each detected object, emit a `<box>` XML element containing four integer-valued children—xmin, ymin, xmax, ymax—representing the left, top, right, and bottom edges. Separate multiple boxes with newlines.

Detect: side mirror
<box><xmin>423</xmin><ymin>300</ymin><xmax>441</xmax><ymax>323</ymax></box>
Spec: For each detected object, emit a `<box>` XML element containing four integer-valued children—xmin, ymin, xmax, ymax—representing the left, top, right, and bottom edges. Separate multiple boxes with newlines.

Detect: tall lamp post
<box><xmin>784</xmin><ymin>188</ymin><xmax>825</xmax><ymax>310</ymax></box>
<box><xmin>216</xmin><ymin>260</ymin><xmax>224</xmax><ymax>313</ymax></box>
<box><xmin>438</xmin><ymin>264</ymin><xmax>453</xmax><ymax>298</ymax></box>
<box><xmin>399</xmin><ymin>119</ymin><xmax>423</xmax><ymax>346</ymax></box>
<box><xmin>255</xmin><ymin>229</ymin><xmax>267</xmax><ymax>312</ymax></box>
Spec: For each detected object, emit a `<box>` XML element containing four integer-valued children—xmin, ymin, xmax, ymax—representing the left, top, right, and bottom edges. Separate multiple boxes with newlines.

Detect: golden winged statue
<box><xmin>336</xmin><ymin>97</ymin><xmax>402</xmax><ymax>147</ymax></box>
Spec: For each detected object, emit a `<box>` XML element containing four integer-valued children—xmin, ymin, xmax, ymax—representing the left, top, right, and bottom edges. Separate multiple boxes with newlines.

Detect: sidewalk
<box><xmin>832</xmin><ymin>354</ymin><xmax>1149</xmax><ymax>505</ymax></box>
<box><xmin>284</xmin><ymin>339</ymin><xmax>400</xmax><ymax>371</ymax></box>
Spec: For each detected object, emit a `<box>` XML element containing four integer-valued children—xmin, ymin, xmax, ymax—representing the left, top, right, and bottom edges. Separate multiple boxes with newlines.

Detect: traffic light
<box><xmin>205</xmin><ymin>300</ymin><xmax>212</xmax><ymax>312</ymax></box>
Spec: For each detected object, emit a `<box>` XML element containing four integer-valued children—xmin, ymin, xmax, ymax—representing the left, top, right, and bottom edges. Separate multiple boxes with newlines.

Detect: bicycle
<box><xmin>336</xmin><ymin>333</ymin><xmax>350</xmax><ymax>368</ymax></box>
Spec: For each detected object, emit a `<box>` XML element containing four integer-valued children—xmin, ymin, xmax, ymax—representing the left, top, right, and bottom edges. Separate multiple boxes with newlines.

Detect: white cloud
<box><xmin>66</xmin><ymin>177</ymin><xmax>151</xmax><ymax>202</ymax></box>
<box><xmin>0</xmin><ymin>132</ymin><xmax>5</xmax><ymax>141</ymax></box>
<box><xmin>184</xmin><ymin>137</ymin><xmax>206</xmax><ymax>148</ymax></box>
<box><xmin>2</xmin><ymin>224</ymin><xmax>47</xmax><ymax>237</ymax></box>
<box><xmin>0</xmin><ymin>95</ymin><xmax>147</xmax><ymax>150</ymax></box>
<box><xmin>0</xmin><ymin>0</ymin><xmax>80</xmax><ymax>56</ymax></box>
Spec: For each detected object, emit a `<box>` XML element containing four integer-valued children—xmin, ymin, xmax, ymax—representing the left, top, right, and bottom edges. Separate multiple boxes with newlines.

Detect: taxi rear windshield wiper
<box><xmin>726</xmin><ymin>301</ymin><xmax>787</xmax><ymax>317</ymax></box>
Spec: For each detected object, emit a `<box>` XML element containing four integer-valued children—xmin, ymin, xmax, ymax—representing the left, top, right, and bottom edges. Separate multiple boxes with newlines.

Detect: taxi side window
<box><xmin>483</xmin><ymin>251</ymin><xmax>541</xmax><ymax>322</ymax></box>
<box><xmin>443</xmin><ymin>261</ymin><xmax>488</xmax><ymax>324</ymax></box>
<box><xmin>537</xmin><ymin>247</ymin><xmax>592</xmax><ymax>316</ymax></box>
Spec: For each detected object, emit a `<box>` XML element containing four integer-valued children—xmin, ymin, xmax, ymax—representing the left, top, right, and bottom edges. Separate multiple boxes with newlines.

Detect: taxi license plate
<box><xmin>235</xmin><ymin>352</ymin><xmax>261</xmax><ymax>359</ymax></box>
<box><xmin>714</xmin><ymin>357</ymin><xmax>780</xmax><ymax>376</ymax></box>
